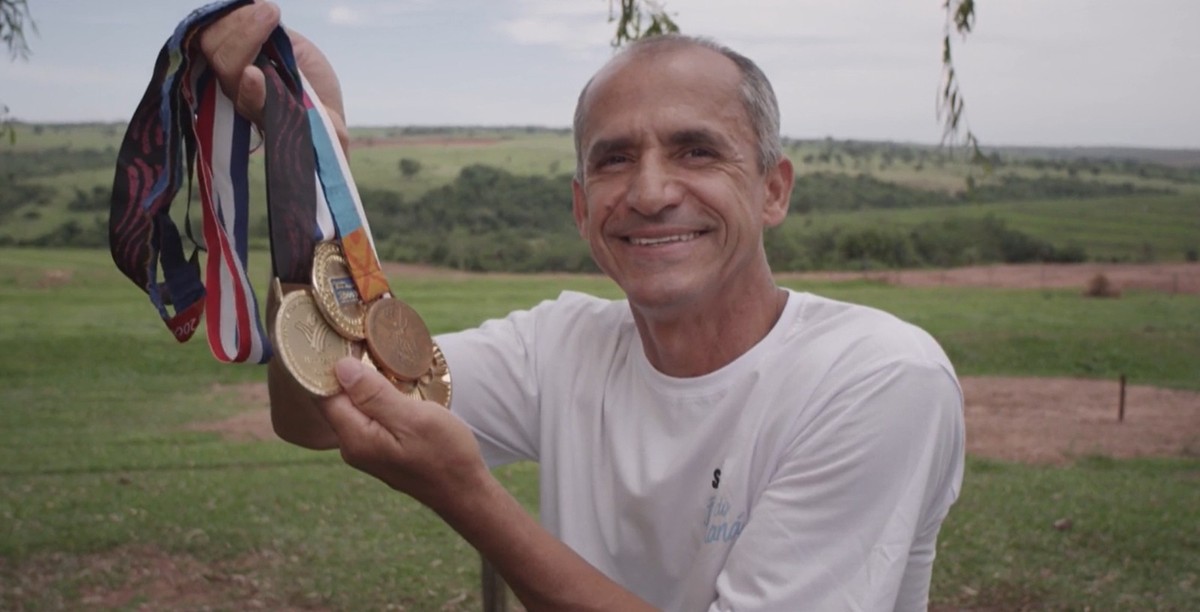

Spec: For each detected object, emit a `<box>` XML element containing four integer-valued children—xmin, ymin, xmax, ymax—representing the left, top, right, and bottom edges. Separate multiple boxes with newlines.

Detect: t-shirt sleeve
<box><xmin>435</xmin><ymin>305</ymin><xmax>546</xmax><ymax>468</ymax></box>
<box><xmin>708</xmin><ymin>358</ymin><xmax>965</xmax><ymax>612</ymax></box>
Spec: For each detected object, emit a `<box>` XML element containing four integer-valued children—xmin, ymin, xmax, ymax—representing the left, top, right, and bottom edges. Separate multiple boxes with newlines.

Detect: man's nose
<box><xmin>626</xmin><ymin>156</ymin><xmax>681</xmax><ymax>216</ymax></box>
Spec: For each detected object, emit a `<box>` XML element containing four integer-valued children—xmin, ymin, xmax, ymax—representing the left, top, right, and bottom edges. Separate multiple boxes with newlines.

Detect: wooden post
<box><xmin>1118</xmin><ymin>374</ymin><xmax>1127</xmax><ymax>423</ymax></box>
<box><xmin>481</xmin><ymin>556</ymin><xmax>507</xmax><ymax>612</ymax></box>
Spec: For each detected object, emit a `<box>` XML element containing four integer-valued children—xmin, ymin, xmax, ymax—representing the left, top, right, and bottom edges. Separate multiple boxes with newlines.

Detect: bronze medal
<box><xmin>361</xmin><ymin>350</ymin><xmax>423</xmax><ymax>402</ymax></box>
<box><xmin>363</xmin><ymin>297</ymin><xmax>435</xmax><ymax>383</ymax></box>
<box><xmin>361</xmin><ymin>341</ymin><xmax>451</xmax><ymax>408</ymax></box>
<box><xmin>415</xmin><ymin>342</ymin><xmax>453</xmax><ymax>408</ymax></box>
<box><xmin>311</xmin><ymin>241</ymin><xmax>367</xmax><ymax>341</ymax></box>
<box><xmin>274</xmin><ymin>289</ymin><xmax>357</xmax><ymax>397</ymax></box>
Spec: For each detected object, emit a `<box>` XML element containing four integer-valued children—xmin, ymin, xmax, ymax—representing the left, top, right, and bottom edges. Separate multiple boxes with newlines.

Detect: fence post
<box><xmin>1118</xmin><ymin>374</ymin><xmax>1127</xmax><ymax>423</ymax></box>
<box><xmin>482</xmin><ymin>555</ymin><xmax>507</xmax><ymax>612</ymax></box>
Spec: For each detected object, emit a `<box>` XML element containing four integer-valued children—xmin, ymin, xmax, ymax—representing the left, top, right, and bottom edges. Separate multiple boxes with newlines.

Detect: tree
<box><xmin>939</xmin><ymin>0</ymin><xmax>982</xmax><ymax>161</ymax></box>
<box><xmin>609</xmin><ymin>0</ymin><xmax>679</xmax><ymax>47</ymax></box>
<box><xmin>0</xmin><ymin>0</ymin><xmax>32</xmax><ymax>59</ymax></box>
<box><xmin>1</xmin><ymin>0</ymin><xmax>35</xmax><ymax>143</ymax></box>
<box><xmin>613</xmin><ymin>1</ymin><xmax>979</xmax><ymax>157</ymax></box>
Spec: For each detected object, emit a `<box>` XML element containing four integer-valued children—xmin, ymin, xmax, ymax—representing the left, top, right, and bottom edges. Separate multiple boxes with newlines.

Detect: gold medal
<box><xmin>311</xmin><ymin>241</ymin><xmax>367</xmax><ymax>341</ymax></box>
<box><xmin>274</xmin><ymin>288</ymin><xmax>357</xmax><ymax>397</ymax></box>
<box><xmin>363</xmin><ymin>297</ymin><xmax>435</xmax><ymax>383</ymax></box>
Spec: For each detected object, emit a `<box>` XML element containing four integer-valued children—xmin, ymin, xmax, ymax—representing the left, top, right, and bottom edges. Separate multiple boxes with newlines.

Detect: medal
<box><xmin>415</xmin><ymin>342</ymin><xmax>453</xmax><ymax>408</ymax></box>
<box><xmin>273</xmin><ymin>288</ymin><xmax>357</xmax><ymax>397</ymax></box>
<box><xmin>311</xmin><ymin>241</ymin><xmax>367</xmax><ymax>340</ymax></box>
<box><xmin>363</xmin><ymin>297</ymin><xmax>436</xmax><ymax>383</ymax></box>
<box><xmin>361</xmin><ymin>339</ymin><xmax>452</xmax><ymax>409</ymax></box>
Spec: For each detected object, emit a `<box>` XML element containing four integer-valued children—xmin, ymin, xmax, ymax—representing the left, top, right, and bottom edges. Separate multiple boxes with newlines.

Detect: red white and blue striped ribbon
<box><xmin>191</xmin><ymin>70</ymin><xmax>341</xmax><ymax>364</ymax></box>
<box><xmin>194</xmin><ymin>76</ymin><xmax>270</xmax><ymax>363</ymax></box>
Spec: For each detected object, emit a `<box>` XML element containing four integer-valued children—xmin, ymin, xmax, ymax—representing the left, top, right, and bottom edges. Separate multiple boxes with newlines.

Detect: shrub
<box><xmin>1083</xmin><ymin>273</ymin><xmax>1121</xmax><ymax>298</ymax></box>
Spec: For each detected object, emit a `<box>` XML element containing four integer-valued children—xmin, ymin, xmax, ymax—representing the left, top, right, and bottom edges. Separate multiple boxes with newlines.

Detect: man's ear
<box><xmin>572</xmin><ymin>178</ymin><xmax>590</xmax><ymax>239</ymax></box>
<box><xmin>762</xmin><ymin>156</ymin><xmax>794</xmax><ymax>228</ymax></box>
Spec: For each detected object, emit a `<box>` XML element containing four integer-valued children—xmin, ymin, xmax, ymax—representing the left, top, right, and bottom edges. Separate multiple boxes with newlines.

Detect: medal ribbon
<box><xmin>110</xmin><ymin>1</ymin><xmax>388</xmax><ymax>363</ymax></box>
<box><xmin>109</xmin><ymin>0</ymin><xmax>251</xmax><ymax>345</ymax></box>
<box><xmin>192</xmin><ymin>70</ymin><xmax>272</xmax><ymax>363</ymax></box>
<box><xmin>300</xmin><ymin>74</ymin><xmax>390</xmax><ymax>302</ymax></box>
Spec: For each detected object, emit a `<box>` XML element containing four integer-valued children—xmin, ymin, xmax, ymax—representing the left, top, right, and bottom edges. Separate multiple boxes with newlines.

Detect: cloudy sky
<box><xmin>2</xmin><ymin>0</ymin><xmax>1197</xmax><ymax>148</ymax></box>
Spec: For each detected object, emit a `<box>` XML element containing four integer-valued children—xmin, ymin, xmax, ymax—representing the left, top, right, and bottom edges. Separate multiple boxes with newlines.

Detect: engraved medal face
<box><xmin>312</xmin><ymin>241</ymin><xmax>366</xmax><ymax>341</ymax></box>
<box><xmin>364</xmin><ymin>297</ymin><xmax>435</xmax><ymax>383</ymax></box>
<box><xmin>274</xmin><ymin>289</ymin><xmax>356</xmax><ymax>397</ymax></box>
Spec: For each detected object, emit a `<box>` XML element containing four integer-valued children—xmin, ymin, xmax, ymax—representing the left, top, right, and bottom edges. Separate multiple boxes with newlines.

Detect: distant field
<box><xmin>779</xmin><ymin>192</ymin><xmax>1200</xmax><ymax>262</ymax></box>
<box><xmin>4</xmin><ymin>123</ymin><xmax>1198</xmax><ymax>265</ymax></box>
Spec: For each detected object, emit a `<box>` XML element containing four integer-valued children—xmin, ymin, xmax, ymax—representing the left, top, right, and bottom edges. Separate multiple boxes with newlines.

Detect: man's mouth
<box><xmin>626</xmin><ymin>232</ymin><xmax>702</xmax><ymax>246</ymax></box>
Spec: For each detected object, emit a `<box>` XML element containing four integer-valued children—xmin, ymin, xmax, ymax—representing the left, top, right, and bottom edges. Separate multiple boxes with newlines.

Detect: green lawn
<box><xmin>1</xmin><ymin>248</ymin><xmax>1197</xmax><ymax>610</ymax></box>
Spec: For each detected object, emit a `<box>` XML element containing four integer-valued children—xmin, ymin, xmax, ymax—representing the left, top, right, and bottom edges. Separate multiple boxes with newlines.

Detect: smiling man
<box><xmin>202</xmin><ymin>3</ymin><xmax>964</xmax><ymax>610</ymax></box>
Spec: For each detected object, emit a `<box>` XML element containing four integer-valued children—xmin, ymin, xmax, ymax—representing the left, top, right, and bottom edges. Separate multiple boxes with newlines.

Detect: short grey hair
<box><xmin>572</xmin><ymin>34</ymin><xmax>783</xmax><ymax>181</ymax></box>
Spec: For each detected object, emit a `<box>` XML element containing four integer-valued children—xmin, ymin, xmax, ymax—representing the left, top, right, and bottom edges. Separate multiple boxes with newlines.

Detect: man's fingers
<box><xmin>234</xmin><ymin>64</ymin><xmax>267</xmax><ymax>124</ymax></box>
<box><xmin>319</xmin><ymin>391</ymin><xmax>373</xmax><ymax>442</ymax></box>
<box><xmin>332</xmin><ymin>357</ymin><xmax>416</xmax><ymax>431</ymax></box>
<box><xmin>197</xmin><ymin>1</ymin><xmax>280</xmax><ymax>122</ymax></box>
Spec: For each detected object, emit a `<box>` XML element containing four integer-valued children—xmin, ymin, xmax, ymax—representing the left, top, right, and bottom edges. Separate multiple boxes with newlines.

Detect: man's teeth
<box><xmin>629</xmin><ymin>232</ymin><xmax>700</xmax><ymax>246</ymax></box>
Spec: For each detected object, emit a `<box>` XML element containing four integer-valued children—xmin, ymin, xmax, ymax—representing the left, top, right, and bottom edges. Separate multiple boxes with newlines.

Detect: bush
<box><xmin>1083</xmin><ymin>273</ymin><xmax>1121</xmax><ymax>298</ymax></box>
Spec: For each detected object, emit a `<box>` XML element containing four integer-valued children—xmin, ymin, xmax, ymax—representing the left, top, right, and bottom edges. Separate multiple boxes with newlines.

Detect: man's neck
<box><xmin>631</xmin><ymin>280</ymin><xmax>788</xmax><ymax>378</ymax></box>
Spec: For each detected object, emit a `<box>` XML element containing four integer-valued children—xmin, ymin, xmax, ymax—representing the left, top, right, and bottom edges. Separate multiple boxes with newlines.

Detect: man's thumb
<box><xmin>333</xmin><ymin>357</ymin><xmax>405</xmax><ymax>425</ymax></box>
<box><xmin>335</xmin><ymin>356</ymin><xmax>366</xmax><ymax>389</ymax></box>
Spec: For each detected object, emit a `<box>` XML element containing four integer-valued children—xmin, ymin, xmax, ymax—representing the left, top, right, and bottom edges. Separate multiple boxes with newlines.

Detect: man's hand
<box><xmin>197</xmin><ymin>0</ymin><xmax>348</xmax><ymax>150</ymax></box>
<box><xmin>319</xmin><ymin>357</ymin><xmax>491</xmax><ymax>514</ymax></box>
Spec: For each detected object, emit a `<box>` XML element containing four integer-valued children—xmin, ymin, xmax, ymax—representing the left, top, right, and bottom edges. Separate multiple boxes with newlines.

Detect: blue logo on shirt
<box><xmin>703</xmin><ymin>494</ymin><xmax>745</xmax><ymax>544</ymax></box>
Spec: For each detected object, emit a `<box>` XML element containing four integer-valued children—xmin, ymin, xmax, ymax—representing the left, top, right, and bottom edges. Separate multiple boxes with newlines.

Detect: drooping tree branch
<box><xmin>609</xmin><ymin>0</ymin><xmax>679</xmax><ymax>47</ymax></box>
<box><xmin>1</xmin><ymin>0</ymin><xmax>34</xmax><ymax>60</ymax></box>
<box><xmin>939</xmin><ymin>0</ymin><xmax>984</xmax><ymax>162</ymax></box>
<box><xmin>1</xmin><ymin>0</ymin><xmax>36</xmax><ymax>143</ymax></box>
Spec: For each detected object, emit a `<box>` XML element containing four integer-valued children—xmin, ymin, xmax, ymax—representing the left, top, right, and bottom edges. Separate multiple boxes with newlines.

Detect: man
<box><xmin>202</xmin><ymin>3</ymin><xmax>964</xmax><ymax>610</ymax></box>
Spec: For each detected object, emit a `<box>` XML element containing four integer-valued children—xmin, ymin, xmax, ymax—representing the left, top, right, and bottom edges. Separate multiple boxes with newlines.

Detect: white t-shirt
<box><xmin>437</xmin><ymin>290</ymin><xmax>964</xmax><ymax>611</ymax></box>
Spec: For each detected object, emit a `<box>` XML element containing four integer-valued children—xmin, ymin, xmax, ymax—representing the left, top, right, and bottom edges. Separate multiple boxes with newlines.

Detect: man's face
<box><xmin>572</xmin><ymin>45</ymin><xmax>792</xmax><ymax>316</ymax></box>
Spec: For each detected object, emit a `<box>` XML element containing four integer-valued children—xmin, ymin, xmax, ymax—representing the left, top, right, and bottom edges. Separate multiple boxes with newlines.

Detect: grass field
<box><xmin>1</xmin><ymin>247</ymin><xmax>1197</xmax><ymax>609</ymax></box>
<box><xmin>778</xmin><ymin>192</ymin><xmax>1200</xmax><ymax>264</ymax></box>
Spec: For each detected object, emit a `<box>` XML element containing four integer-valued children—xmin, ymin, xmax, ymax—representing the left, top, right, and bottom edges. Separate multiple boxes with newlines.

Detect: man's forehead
<box><xmin>578</xmin><ymin>45</ymin><xmax>744</xmax><ymax>138</ymax></box>
<box><xmin>591</xmin><ymin>43</ymin><xmax>735</xmax><ymax>94</ymax></box>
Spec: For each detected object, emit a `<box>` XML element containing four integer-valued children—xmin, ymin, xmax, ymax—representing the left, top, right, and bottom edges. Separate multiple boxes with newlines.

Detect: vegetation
<box><xmin>1</xmin><ymin>124</ymin><xmax>1198</xmax><ymax>271</ymax></box>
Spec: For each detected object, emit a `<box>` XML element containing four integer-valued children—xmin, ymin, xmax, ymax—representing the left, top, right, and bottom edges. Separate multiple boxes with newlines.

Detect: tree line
<box><xmin>1</xmin><ymin>144</ymin><xmax>1190</xmax><ymax>270</ymax></box>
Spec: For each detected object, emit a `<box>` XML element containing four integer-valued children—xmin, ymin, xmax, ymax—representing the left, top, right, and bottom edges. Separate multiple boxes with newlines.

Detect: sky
<box><xmin>2</xmin><ymin>0</ymin><xmax>1197</xmax><ymax>149</ymax></box>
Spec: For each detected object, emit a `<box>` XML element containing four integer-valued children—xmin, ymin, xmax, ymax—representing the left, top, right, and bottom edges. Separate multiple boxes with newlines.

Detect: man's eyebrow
<box><xmin>668</xmin><ymin>129</ymin><xmax>727</xmax><ymax>150</ymax></box>
<box><xmin>585</xmin><ymin>137</ymin><xmax>634</xmax><ymax>164</ymax></box>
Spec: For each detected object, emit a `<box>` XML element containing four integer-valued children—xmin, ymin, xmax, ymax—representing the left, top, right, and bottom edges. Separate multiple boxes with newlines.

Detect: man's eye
<box><xmin>684</xmin><ymin>147</ymin><xmax>716</xmax><ymax>159</ymax></box>
<box><xmin>596</xmin><ymin>154</ymin><xmax>629</xmax><ymax>168</ymax></box>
